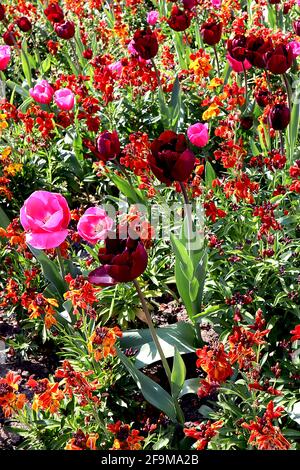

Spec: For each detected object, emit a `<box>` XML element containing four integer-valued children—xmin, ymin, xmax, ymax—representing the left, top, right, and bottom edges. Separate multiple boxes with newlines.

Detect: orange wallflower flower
<box><xmin>0</xmin><ymin>372</ymin><xmax>27</xmax><ymax>417</ymax></box>
<box><xmin>196</xmin><ymin>343</ymin><xmax>233</xmax><ymax>383</ymax></box>
<box><xmin>88</xmin><ymin>326</ymin><xmax>122</xmax><ymax>361</ymax></box>
<box><xmin>65</xmin><ymin>429</ymin><xmax>99</xmax><ymax>450</ymax></box>
<box><xmin>184</xmin><ymin>420</ymin><xmax>223</xmax><ymax>450</ymax></box>
<box><xmin>107</xmin><ymin>421</ymin><xmax>144</xmax><ymax>450</ymax></box>
<box><xmin>27</xmin><ymin>377</ymin><xmax>64</xmax><ymax>414</ymax></box>
<box><xmin>27</xmin><ymin>294</ymin><xmax>58</xmax><ymax>329</ymax></box>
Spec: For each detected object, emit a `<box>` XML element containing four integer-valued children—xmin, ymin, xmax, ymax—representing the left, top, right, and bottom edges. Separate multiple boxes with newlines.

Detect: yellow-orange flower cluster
<box><xmin>88</xmin><ymin>326</ymin><xmax>122</xmax><ymax>361</ymax></box>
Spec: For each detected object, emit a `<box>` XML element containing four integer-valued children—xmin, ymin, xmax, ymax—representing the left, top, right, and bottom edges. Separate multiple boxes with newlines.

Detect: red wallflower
<box><xmin>196</xmin><ymin>343</ymin><xmax>233</xmax><ymax>383</ymax></box>
<box><xmin>290</xmin><ymin>325</ymin><xmax>300</xmax><ymax>342</ymax></box>
<box><xmin>44</xmin><ymin>4</ymin><xmax>64</xmax><ymax>23</ymax></box>
<box><xmin>242</xmin><ymin>401</ymin><xmax>291</xmax><ymax>450</ymax></box>
<box><xmin>184</xmin><ymin>420</ymin><xmax>223</xmax><ymax>450</ymax></box>
<box><xmin>204</xmin><ymin>201</ymin><xmax>226</xmax><ymax>222</ymax></box>
<box><xmin>107</xmin><ymin>421</ymin><xmax>144</xmax><ymax>450</ymax></box>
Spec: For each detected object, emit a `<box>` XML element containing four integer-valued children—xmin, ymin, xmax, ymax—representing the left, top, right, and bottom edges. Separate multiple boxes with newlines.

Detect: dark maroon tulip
<box><xmin>167</xmin><ymin>6</ymin><xmax>191</xmax><ymax>32</ymax></box>
<box><xmin>269</xmin><ymin>0</ymin><xmax>281</xmax><ymax>3</ymax></box>
<box><xmin>227</xmin><ymin>34</ymin><xmax>247</xmax><ymax>62</ymax></box>
<box><xmin>254</xmin><ymin>89</ymin><xmax>270</xmax><ymax>108</ymax></box>
<box><xmin>294</xmin><ymin>19</ymin><xmax>300</xmax><ymax>36</ymax></box>
<box><xmin>148</xmin><ymin>130</ymin><xmax>195</xmax><ymax>185</ymax></box>
<box><xmin>55</xmin><ymin>21</ymin><xmax>75</xmax><ymax>40</ymax></box>
<box><xmin>201</xmin><ymin>21</ymin><xmax>222</xmax><ymax>46</ymax></box>
<box><xmin>240</xmin><ymin>116</ymin><xmax>253</xmax><ymax>130</ymax></box>
<box><xmin>183</xmin><ymin>0</ymin><xmax>197</xmax><ymax>8</ymax></box>
<box><xmin>96</xmin><ymin>130</ymin><xmax>120</xmax><ymax>162</ymax></box>
<box><xmin>16</xmin><ymin>17</ymin><xmax>32</xmax><ymax>32</ymax></box>
<box><xmin>0</xmin><ymin>4</ymin><xmax>5</xmax><ymax>21</ymax></box>
<box><xmin>269</xmin><ymin>104</ymin><xmax>290</xmax><ymax>130</ymax></box>
<box><xmin>44</xmin><ymin>3</ymin><xmax>64</xmax><ymax>23</ymax></box>
<box><xmin>88</xmin><ymin>235</ymin><xmax>148</xmax><ymax>286</ymax></box>
<box><xmin>132</xmin><ymin>29</ymin><xmax>158</xmax><ymax>60</ymax></box>
<box><xmin>264</xmin><ymin>44</ymin><xmax>293</xmax><ymax>74</ymax></box>
<box><xmin>3</xmin><ymin>30</ymin><xmax>16</xmax><ymax>46</ymax></box>
<box><xmin>246</xmin><ymin>36</ymin><xmax>272</xmax><ymax>68</ymax></box>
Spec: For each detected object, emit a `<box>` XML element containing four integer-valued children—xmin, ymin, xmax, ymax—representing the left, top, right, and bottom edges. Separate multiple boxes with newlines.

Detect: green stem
<box><xmin>213</xmin><ymin>45</ymin><xmax>220</xmax><ymax>76</ymax></box>
<box><xmin>242</xmin><ymin>62</ymin><xmax>248</xmax><ymax>109</ymax></box>
<box><xmin>133</xmin><ymin>279</ymin><xmax>184</xmax><ymax>424</ymax></box>
<box><xmin>179</xmin><ymin>182</ymin><xmax>193</xmax><ymax>257</ymax></box>
<box><xmin>279</xmin><ymin>130</ymin><xmax>284</xmax><ymax>156</ymax></box>
<box><xmin>283</xmin><ymin>73</ymin><xmax>292</xmax><ymax>113</ymax></box>
<box><xmin>56</xmin><ymin>247</ymin><xmax>65</xmax><ymax>278</ymax></box>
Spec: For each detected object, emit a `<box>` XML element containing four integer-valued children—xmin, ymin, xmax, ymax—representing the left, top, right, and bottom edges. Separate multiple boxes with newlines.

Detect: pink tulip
<box><xmin>211</xmin><ymin>0</ymin><xmax>222</xmax><ymax>8</ymax></box>
<box><xmin>147</xmin><ymin>11</ymin><xmax>159</xmax><ymax>26</ymax></box>
<box><xmin>20</xmin><ymin>190</ymin><xmax>71</xmax><ymax>249</ymax></box>
<box><xmin>128</xmin><ymin>40</ymin><xmax>138</xmax><ymax>55</ymax></box>
<box><xmin>288</xmin><ymin>41</ymin><xmax>300</xmax><ymax>59</ymax></box>
<box><xmin>187</xmin><ymin>123</ymin><xmax>209</xmax><ymax>147</ymax></box>
<box><xmin>226</xmin><ymin>54</ymin><xmax>252</xmax><ymax>73</ymax></box>
<box><xmin>108</xmin><ymin>61</ymin><xmax>123</xmax><ymax>77</ymax></box>
<box><xmin>0</xmin><ymin>45</ymin><xmax>11</xmax><ymax>70</ymax></box>
<box><xmin>29</xmin><ymin>79</ymin><xmax>54</xmax><ymax>105</ymax></box>
<box><xmin>54</xmin><ymin>88</ymin><xmax>75</xmax><ymax>111</ymax></box>
<box><xmin>77</xmin><ymin>207</ymin><xmax>113</xmax><ymax>245</ymax></box>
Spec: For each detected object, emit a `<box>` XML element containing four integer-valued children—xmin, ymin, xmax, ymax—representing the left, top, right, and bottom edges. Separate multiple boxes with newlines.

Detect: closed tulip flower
<box><xmin>55</xmin><ymin>21</ymin><xmax>75</xmax><ymax>40</ymax></box>
<box><xmin>88</xmin><ymin>235</ymin><xmax>148</xmax><ymax>286</ymax></box>
<box><xmin>187</xmin><ymin>123</ymin><xmax>209</xmax><ymax>147</ymax></box>
<box><xmin>146</xmin><ymin>11</ymin><xmax>159</xmax><ymax>26</ymax></box>
<box><xmin>246</xmin><ymin>36</ymin><xmax>272</xmax><ymax>68</ymax></box>
<box><xmin>201</xmin><ymin>21</ymin><xmax>222</xmax><ymax>46</ymax></box>
<box><xmin>269</xmin><ymin>104</ymin><xmax>290</xmax><ymax>130</ymax></box>
<box><xmin>264</xmin><ymin>44</ymin><xmax>293</xmax><ymax>74</ymax></box>
<box><xmin>20</xmin><ymin>190</ymin><xmax>71</xmax><ymax>249</ymax></box>
<box><xmin>0</xmin><ymin>45</ymin><xmax>11</xmax><ymax>70</ymax></box>
<box><xmin>77</xmin><ymin>207</ymin><xmax>113</xmax><ymax>245</ymax></box>
<box><xmin>167</xmin><ymin>6</ymin><xmax>191</xmax><ymax>32</ymax></box>
<box><xmin>132</xmin><ymin>29</ymin><xmax>158</xmax><ymax>60</ymax></box>
<box><xmin>3</xmin><ymin>30</ymin><xmax>16</xmax><ymax>46</ymax></box>
<box><xmin>44</xmin><ymin>4</ymin><xmax>64</xmax><ymax>23</ymax></box>
<box><xmin>0</xmin><ymin>3</ymin><xmax>5</xmax><ymax>21</ymax></box>
<box><xmin>16</xmin><ymin>17</ymin><xmax>32</xmax><ymax>32</ymax></box>
<box><xmin>54</xmin><ymin>88</ymin><xmax>75</xmax><ymax>111</ymax></box>
<box><xmin>29</xmin><ymin>80</ymin><xmax>54</xmax><ymax>105</ymax></box>
<box><xmin>148</xmin><ymin>130</ymin><xmax>195</xmax><ymax>185</ymax></box>
<box><xmin>227</xmin><ymin>34</ymin><xmax>247</xmax><ymax>62</ymax></box>
<box><xmin>96</xmin><ymin>130</ymin><xmax>120</xmax><ymax>162</ymax></box>
<box><xmin>294</xmin><ymin>19</ymin><xmax>300</xmax><ymax>36</ymax></box>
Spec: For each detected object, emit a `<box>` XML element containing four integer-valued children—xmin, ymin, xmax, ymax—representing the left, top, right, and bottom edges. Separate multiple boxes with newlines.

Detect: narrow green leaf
<box><xmin>116</xmin><ymin>347</ymin><xmax>177</xmax><ymax>422</ymax></box>
<box><xmin>171</xmin><ymin>347</ymin><xmax>186</xmax><ymax>398</ymax></box>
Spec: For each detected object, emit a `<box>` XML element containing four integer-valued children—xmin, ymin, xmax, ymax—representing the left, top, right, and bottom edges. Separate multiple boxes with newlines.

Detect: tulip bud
<box><xmin>132</xmin><ymin>28</ymin><xmax>159</xmax><ymax>60</ymax></box>
<box><xmin>16</xmin><ymin>17</ymin><xmax>32</xmax><ymax>32</ymax></box>
<box><xmin>264</xmin><ymin>44</ymin><xmax>293</xmax><ymax>74</ymax></box>
<box><xmin>44</xmin><ymin>4</ymin><xmax>64</xmax><ymax>23</ymax></box>
<box><xmin>0</xmin><ymin>4</ymin><xmax>5</xmax><ymax>21</ymax></box>
<box><xmin>167</xmin><ymin>6</ymin><xmax>191</xmax><ymax>32</ymax></box>
<box><xmin>55</xmin><ymin>21</ymin><xmax>75</xmax><ymax>40</ymax></box>
<box><xmin>294</xmin><ymin>19</ymin><xmax>300</xmax><ymax>36</ymax></box>
<box><xmin>227</xmin><ymin>34</ymin><xmax>247</xmax><ymax>62</ymax></box>
<box><xmin>149</xmin><ymin>130</ymin><xmax>195</xmax><ymax>185</ymax></box>
<box><xmin>96</xmin><ymin>131</ymin><xmax>121</xmax><ymax>162</ymax></box>
<box><xmin>269</xmin><ymin>104</ymin><xmax>290</xmax><ymax>130</ymax></box>
<box><xmin>201</xmin><ymin>21</ymin><xmax>222</xmax><ymax>46</ymax></box>
<box><xmin>254</xmin><ymin>89</ymin><xmax>270</xmax><ymax>108</ymax></box>
<box><xmin>3</xmin><ymin>30</ymin><xmax>16</xmax><ymax>46</ymax></box>
<box><xmin>240</xmin><ymin>116</ymin><xmax>253</xmax><ymax>130</ymax></box>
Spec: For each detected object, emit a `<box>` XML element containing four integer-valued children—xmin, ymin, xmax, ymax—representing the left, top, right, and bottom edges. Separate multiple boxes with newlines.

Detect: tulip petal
<box><xmin>88</xmin><ymin>266</ymin><xmax>117</xmax><ymax>286</ymax></box>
